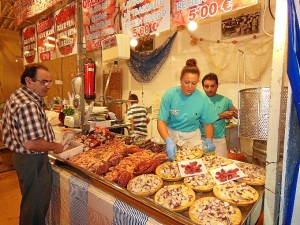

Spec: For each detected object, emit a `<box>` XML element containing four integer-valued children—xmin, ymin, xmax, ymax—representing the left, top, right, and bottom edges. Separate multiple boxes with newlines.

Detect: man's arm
<box><xmin>204</xmin><ymin>123</ymin><xmax>214</xmax><ymax>139</ymax></box>
<box><xmin>218</xmin><ymin>105</ymin><xmax>238</xmax><ymax>120</ymax></box>
<box><xmin>229</xmin><ymin>105</ymin><xmax>238</xmax><ymax>119</ymax></box>
<box><xmin>24</xmin><ymin>139</ymin><xmax>63</xmax><ymax>154</ymax></box>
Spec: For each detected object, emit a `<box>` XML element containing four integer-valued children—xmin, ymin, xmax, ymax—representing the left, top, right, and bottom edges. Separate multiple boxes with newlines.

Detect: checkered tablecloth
<box><xmin>47</xmin><ymin>165</ymin><xmax>162</xmax><ymax>225</ymax></box>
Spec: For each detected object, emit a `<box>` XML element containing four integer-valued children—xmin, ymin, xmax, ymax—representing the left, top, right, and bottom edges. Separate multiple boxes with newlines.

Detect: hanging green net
<box><xmin>127</xmin><ymin>32</ymin><xmax>177</xmax><ymax>83</ymax></box>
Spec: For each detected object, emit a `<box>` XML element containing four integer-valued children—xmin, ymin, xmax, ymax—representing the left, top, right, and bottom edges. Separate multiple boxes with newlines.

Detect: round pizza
<box><xmin>202</xmin><ymin>155</ymin><xmax>233</xmax><ymax>171</ymax></box>
<box><xmin>189</xmin><ymin>197</ymin><xmax>242</xmax><ymax>225</ymax></box>
<box><xmin>127</xmin><ymin>174</ymin><xmax>163</xmax><ymax>196</ymax></box>
<box><xmin>155</xmin><ymin>161</ymin><xmax>182</xmax><ymax>181</ymax></box>
<box><xmin>184</xmin><ymin>173</ymin><xmax>216</xmax><ymax>192</ymax></box>
<box><xmin>235</xmin><ymin>162</ymin><xmax>266</xmax><ymax>186</ymax></box>
<box><xmin>175</xmin><ymin>146</ymin><xmax>203</xmax><ymax>161</ymax></box>
<box><xmin>213</xmin><ymin>181</ymin><xmax>259</xmax><ymax>207</ymax></box>
<box><xmin>154</xmin><ymin>184</ymin><xmax>196</xmax><ymax>212</ymax></box>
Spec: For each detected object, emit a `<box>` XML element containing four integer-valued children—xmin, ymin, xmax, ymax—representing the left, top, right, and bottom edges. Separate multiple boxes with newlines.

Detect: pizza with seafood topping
<box><xmin>127</xmin><ymin>174</ymin><xmax>163</xmax><ymax>196</ymax></box>
<box><xmin>202</xmin><ymin>155</ymin><xmax>233</xmax><ymax>171</ymax></box>
<box><xmin>175</xmin><ymin>146</ymin><xmax>204</xmax><ymax>161</ymax></box>
<box><xmin>189</xmin><ymin>197</ymin><xmax>242</xmax><ymax>225</ymax></box>
<box><xmin>155</xmin><ymin>161</ymin><xmax>182</xmax><ymax>181</ymax></box>
<box><xmin>184</xmin><ymin>173</ymin><xmax>216</xmax><ymax>192</ymax></box>
<box><xmin>235</xmin><ymin>162</ymin><xmax>266</xmax><ymax>186</ymax></box>
<box><xmin>213</xmin><ymin>181</ymin><xmax>259</xmax><ymax>207</ymax></box>
<box><xmin>154</xmin><ymin>184</ymin><xmax>196</xmax><ymax>212</ymax></box>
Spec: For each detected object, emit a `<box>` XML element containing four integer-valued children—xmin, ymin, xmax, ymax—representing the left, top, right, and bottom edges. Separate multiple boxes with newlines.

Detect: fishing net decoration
<box><xmin>127</xmin><ymin>32</ymin><xmax>178</xmax><ymax>83</ymax></box>
<box><xmin>197</xmin><ymin>35</ymin><xmax>274</xmax><ymax>85</ymax></box>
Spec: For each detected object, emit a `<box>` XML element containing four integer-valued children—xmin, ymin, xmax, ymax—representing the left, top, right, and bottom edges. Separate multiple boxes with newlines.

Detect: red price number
<box><xmin>188</xmin><ymin>2</ymin><xmax>218</xmax><ymax>21</ymax></box>
<box><xmin>132</xmin><ymin>22</ymin><xmax>158</xmax><ymax>38</ymax></box>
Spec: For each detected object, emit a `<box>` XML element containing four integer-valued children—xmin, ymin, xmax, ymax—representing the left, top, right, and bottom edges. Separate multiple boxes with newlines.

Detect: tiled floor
<box><xmin>0</xmin><ymin>170</ymin><xmax>21</xmax><ymax>225</ymax></box>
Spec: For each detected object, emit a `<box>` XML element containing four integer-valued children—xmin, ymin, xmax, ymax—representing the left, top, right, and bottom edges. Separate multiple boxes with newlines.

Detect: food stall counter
<box><xmin>48</xmin><ymin>154</ymin><xmax>264</xmax><ymax>225</ymax></box>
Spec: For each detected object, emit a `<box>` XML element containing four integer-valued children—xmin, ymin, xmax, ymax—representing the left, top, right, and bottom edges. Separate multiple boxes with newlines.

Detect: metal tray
<box><xmin>49</xmin><ymin>152</ymin><xmax>265</xmax><ymax>225</ymax></box>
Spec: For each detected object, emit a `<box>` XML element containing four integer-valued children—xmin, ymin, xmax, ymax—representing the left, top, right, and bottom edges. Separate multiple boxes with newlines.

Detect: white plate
<box><xmin>210</xmin><ymin>163</ymin><xmax>245</xmax><ymax>185</ymax></box>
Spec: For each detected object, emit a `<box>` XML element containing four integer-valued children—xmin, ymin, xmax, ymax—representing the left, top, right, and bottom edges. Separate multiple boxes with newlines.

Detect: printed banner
<box><xmin>23</xmin><ymin>25</ymin><xmax>38</xmax><ymax>65</ymax></box>
<box><xmin>120</xmin><ymin>0</ymin><xmax>170</xmax><ymax>38</ymax></box>
<box><xmin>37</xmin><ymin>14</ymin><xmax>57</xmax><ymax>61</ymax></box>
<box><xmin>14</xmin><ymin>0</ymin><xmax>62</xmax><ymax>27</ymax></box>
<box><xmin>82</xmin><ymin>0</ymin><xmax>116</xmax><ymax>51</ymax></box>
<box><xmin>171</xmin><ymin>0</ymin><xmax>258</xmax><ymax>26</ymax></box>
<box><xmin>55</xmin><ymin>2</ymin><xmax>77</xmax><ymax>58</ymax></box>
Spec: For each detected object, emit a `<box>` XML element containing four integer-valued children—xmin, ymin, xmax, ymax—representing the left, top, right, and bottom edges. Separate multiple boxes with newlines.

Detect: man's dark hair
<box><xmin>20</xmin><ymin>63</ymin><xmax>49</xmax><ymax>85</ymax></box>
<box><xmin>129</xmin><ymin>94</ymin><xmax>139</xmax><ymax>103</ymax></box>
<box><xmin>201</xmin><ymin>72</ymin><xmax>219</xmax><ymax>86</ymax></box>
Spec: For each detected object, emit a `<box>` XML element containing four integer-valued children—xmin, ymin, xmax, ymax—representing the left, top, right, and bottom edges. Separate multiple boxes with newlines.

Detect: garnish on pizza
<box><xmin>155</xmin><ymin>161</ymin><xmax>182</xmax><ymax>181</ymax></box>
<box><xmin>189</xmin><ymin>197</ymin><xmax>242</xmax><ymax>225</ymax></box>
<box><xmin>175</xmin><ymin>146</ymin><xmax>203</xmax><ymax>161</ymax></box>
<box><xmin>154</xmin><ymin>184</ymin><xmax>196</xmax><ymax>212</ymax></box>
<box><xmin>235</xmin><ymin>162</ymin><xmax>266</xmax><ymax>185</ymax></box>
<box><xmin>213</xmin><ymin>181</ymin><xmax>259</xmax><ymax>207</ymax></box>
<box><xmin>184</xmin><ymin>173</ymin><xmax>216</xmax><ymax>192</ymax></box>
<box><xmin>127</xmin><ymin>174</ymin><xmax>163</xmax><ymax>196</ymax></box>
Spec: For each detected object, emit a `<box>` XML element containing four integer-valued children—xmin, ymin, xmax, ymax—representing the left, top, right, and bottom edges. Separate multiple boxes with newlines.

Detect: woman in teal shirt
<box><xmin>157</xmin><ymin>59</ymin><xmax>219</xmax><ymax>160</ymax></box>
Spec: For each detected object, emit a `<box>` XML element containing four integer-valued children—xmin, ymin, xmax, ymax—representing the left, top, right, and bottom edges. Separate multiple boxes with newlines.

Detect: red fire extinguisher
<box><xmin>84</xmin><ymin>58</ymin><xmax>96</xmax><ymax>99</ymax></box>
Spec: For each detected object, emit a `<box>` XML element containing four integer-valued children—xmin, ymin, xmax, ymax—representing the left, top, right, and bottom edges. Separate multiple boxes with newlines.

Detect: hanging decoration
<box><xmin>127</xmin><ymin>32</ymin><xmax>177</xmax><ymax>83</ymax></box>
<box><xmin>55</xmin><ymin>2</ymin><xmax>77</xmax><ymax>58</ymax></box>
<box><xmin>82</xmin><ymin>0</ymin><xmax>116</xmax><ymax>51</ymax></box>
<box><xmin>120</xmin><ymin>0</ymin><xmax>170</xmax><ymax>38</ymax></box>
<box><xmin>186</xmin><ymin>29</ymin><xmax>273</xmax><ymax>84</ymax></box>
<box><xmin>22</xmin><ymin>25</ymin><xmax>38</xmax><ymax>65</ymax></box>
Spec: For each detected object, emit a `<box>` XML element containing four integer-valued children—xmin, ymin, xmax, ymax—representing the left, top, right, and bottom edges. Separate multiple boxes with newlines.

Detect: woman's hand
<box><xmin>165</xmin><ymin>137</ymin><xmax>177</xmax><ymax>160</ymax></box>
<box><xmin>203</xmin><ymin>139</ymin><xmax>216</xmax><ymax>152</ymax></box>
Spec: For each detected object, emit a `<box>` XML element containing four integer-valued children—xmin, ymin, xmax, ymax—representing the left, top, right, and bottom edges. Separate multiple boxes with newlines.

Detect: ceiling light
<box><xmin>188</xmin><ymin>21</ymin><xmax>198</xmax><ymax>31</ymax></box>
<box><xmin>130</xmin><ymin>39</ymin><xmax>138</xmax><ymax>47</ymax></box>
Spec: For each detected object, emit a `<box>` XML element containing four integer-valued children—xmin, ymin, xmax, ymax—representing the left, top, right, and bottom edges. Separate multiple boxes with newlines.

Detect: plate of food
<box><xmin>178</xmin><ymin>159</ymin><xmax>207</xmax><ymax>177</ymax></box>
<box><xmin>210</xmin><ymin>163</ymin><xmax>245</xmax><ymax>185</ymax></box>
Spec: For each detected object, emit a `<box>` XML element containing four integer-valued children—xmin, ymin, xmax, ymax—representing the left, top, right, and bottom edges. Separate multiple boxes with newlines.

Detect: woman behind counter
<box><xmin>157</xmin><ymin>59</ymin><xmax>219</xmax><ymax>160</ymax></box>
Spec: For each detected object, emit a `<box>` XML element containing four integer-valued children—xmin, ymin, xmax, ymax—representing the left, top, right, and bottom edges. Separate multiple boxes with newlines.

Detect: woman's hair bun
<box><xmin>186</xmin><ymin>58</ymin><xmax>197</xmax><ymax>66</ymax></box>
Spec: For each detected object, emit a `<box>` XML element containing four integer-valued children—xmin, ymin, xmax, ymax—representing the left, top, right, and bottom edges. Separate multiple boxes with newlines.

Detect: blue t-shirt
<box><xmin>200</xmin><ymin>94</ymin><xmax>233</xmax><ymax>138</ymax></box>
<box><xmin>158</xmin><ymin>87</ymin><xmax>218</xmax><ymax>132</ymax></box>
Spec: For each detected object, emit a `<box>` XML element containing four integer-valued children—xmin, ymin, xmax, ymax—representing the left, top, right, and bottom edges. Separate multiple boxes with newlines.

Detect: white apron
<box><xmin>168</xmin><ymin>128</ymin><xmax>203</xmax><ymax>148</ymax></box>
<box><xmin>213</xmin><ymin>137</ymin><xmax>228</xmax><ymax>158</ymax></box>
